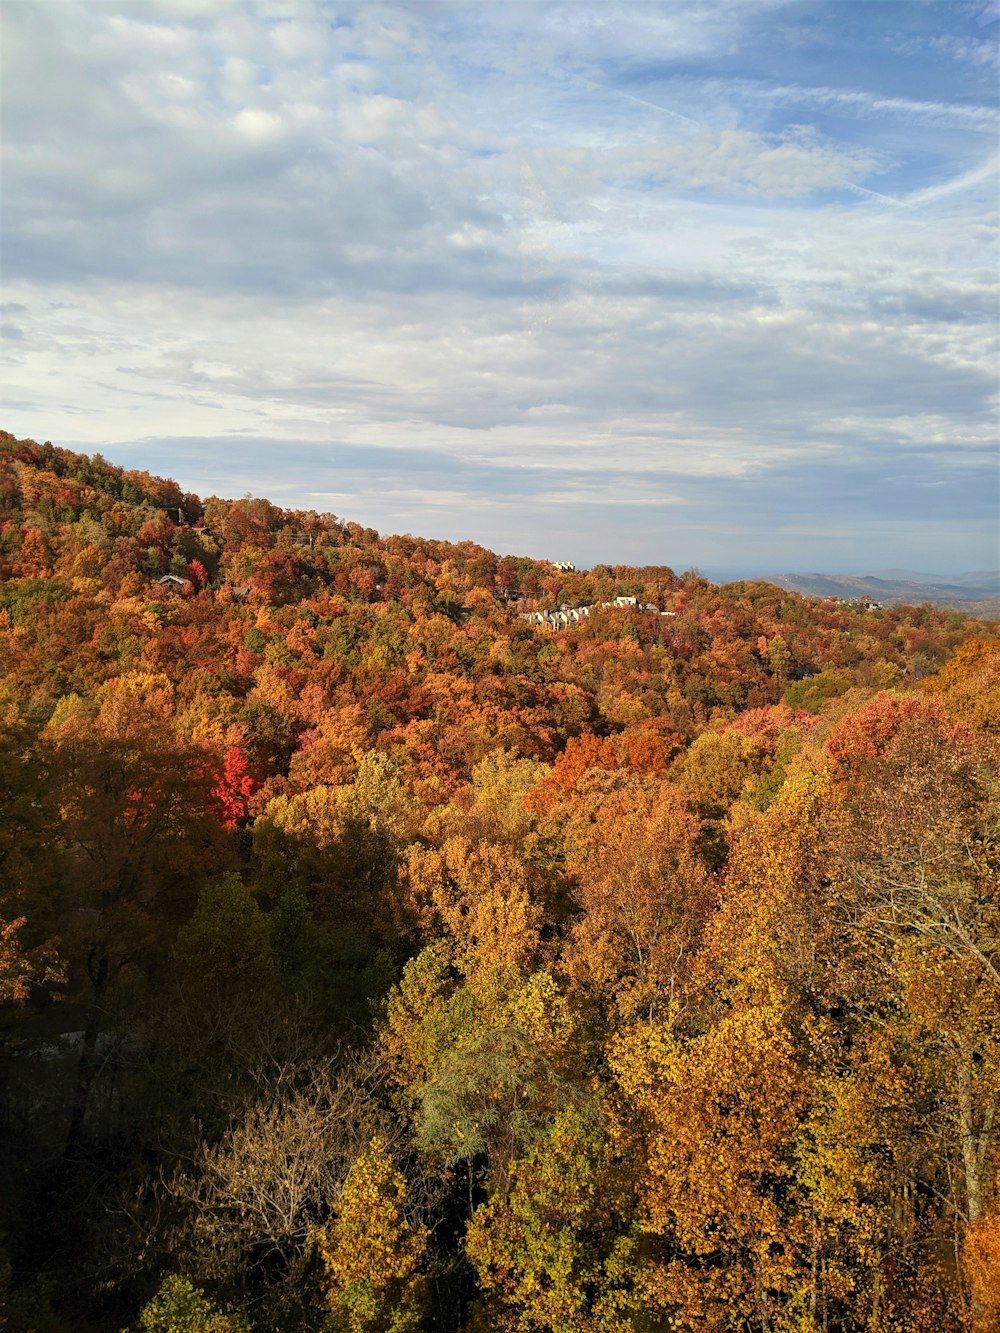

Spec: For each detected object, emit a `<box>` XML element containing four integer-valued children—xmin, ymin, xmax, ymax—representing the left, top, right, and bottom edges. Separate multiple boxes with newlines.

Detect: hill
<box><xmin>1</xmin><ymin>431</ymin><xmax>998</xmax><ymax>1331</ymax></box>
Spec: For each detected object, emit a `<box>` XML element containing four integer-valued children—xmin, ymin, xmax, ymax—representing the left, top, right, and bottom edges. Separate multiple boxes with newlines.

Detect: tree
<box><xmin>40</xmin><ymin>677</ymin><xmax>229</xmax><ymax>1158</ymax></box>
<box><xmin>212</xmin><ymin>746</ymin><xmax>262</xmax><ymax>830</ymax></box>
<box><xmin>608</xmin><ymin>1000</ymin><xmax>808</xmax><ymax>1327</ymax></box>
<box><xmin>762</xmin><ymin>631</ymin><xmax>791</xmax><ymax>694</ymax></box>
<box><xmin>563</xmin><ymin>780</ymin><xmax>711</xmax><ymax>1023</ymax></box>
<box><xmin>824</xmin><ymin>693</ymin><xmax>999</xmax><ymax>1227</ymax></box>
<box><xmin>416</xmin><ymin>1023</ymin><xmax>576</xmax><ymax>1204</ymax></box>
<box><xmin>465</xmin><ymin>1108</ymin><xmax>637</xmax><ymax>1333</ymax></box>
<box><xmin>403</xmin><ymin>837</ymin><xmax>541</xmax><ymax>976</ymax></box>
<box><xmin>922</xmin><ymin>637</ymin><xmax>1000</xmax><ymax>738</ymax></box>
<box><xmin>0</xmin><ymin>916</ymin><xmax>61</xmax><ymax>1006</ymax></box>
<box><xmin>137</xmin><ymin>1274</ymin><xmax>247</xmax><ymax>1333</ymax></box>
<box><xmin>964</xmin><ymin>1201</ymin><xmax>1000</xmax><ymax>1331</ymax></box>
<box><xmin>318</xmin><ymin>1135</ymin><xmax>429</xmax><ymax>1333</ymax></box>
<box><xmin>169</xmin><ymin>1060</ymin><xmax>388</xmax><ymax>1296</ymax></box>
<box><xmin>380</xmin><ymin>946</ymin><xmax>577</xmax><ymax>1202</ymax></box>
<box><xmin>171</xmin><ymin>874</ymin><xmax>276</xmax><ymax>998</ymax></box>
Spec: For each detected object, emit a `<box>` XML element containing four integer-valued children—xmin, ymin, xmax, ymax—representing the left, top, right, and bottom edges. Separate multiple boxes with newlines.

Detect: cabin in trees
<box><xmin>154</xmin><ymin>574</ymin><xmax>193</xmax><ymax>594</ymax></box>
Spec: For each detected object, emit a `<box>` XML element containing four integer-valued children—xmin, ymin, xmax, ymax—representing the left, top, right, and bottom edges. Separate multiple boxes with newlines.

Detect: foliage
<box><xmin>0</xmin><ymin>434</ymin><xmax>996</xmax><ymax>1329</ymax></box>
<box><xmin>465</xmin><ymin>1108</ymin><xmax>638</xmax><ymax>1332</ymax></box>
<box><xmin>136</xmin><ymin>1274</ymin><xmax>248</xmax><ymax>1332</ymax></box>
<box><xmin>318</xmin><ymin>1135</ymin><xmax>429</xmax><ymax>1333</ymax></box>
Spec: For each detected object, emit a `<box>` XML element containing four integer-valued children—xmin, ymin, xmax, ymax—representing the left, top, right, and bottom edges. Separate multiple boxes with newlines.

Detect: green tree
<box><xmin>465</xmin><ymin>1108</ymin><xmax>638</xmax><ymax>1332</ymax></box>
<box><xmin>171</xmin><ymin>874</ymin><xmax>275</xmax><ymax>997</ymax></box>
<box><xmin>137</xmin><ymin>1273</ymin><xmax>247</xmax><ymax>1332</ymax></box>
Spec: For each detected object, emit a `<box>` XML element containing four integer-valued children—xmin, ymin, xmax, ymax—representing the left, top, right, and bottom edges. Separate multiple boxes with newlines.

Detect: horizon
<box><xmin>15</xmin><ymin>430</ymin><xmax>1000</xmax><ymax>590</ymax></box>
<box><xmin>2</xmin><ymin>1</ymin><xmax>997</xmax><ymax>574</ymax></box>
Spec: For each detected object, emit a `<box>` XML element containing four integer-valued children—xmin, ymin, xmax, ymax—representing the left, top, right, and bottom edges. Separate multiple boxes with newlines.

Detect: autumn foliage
<box><xmin>0</xmin><ymin>431</ymin><xmax>997</xmax><ymax>1331</ymax></box>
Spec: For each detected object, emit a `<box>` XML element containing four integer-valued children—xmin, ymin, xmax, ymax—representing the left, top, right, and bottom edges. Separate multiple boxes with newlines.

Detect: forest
<box><xmin>0</xmin><ymin>429</ymin><xmax>997</xmax><ymax>1332</ymax></box>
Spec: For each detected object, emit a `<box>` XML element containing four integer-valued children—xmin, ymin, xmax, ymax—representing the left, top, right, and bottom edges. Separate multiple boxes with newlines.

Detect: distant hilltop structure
<box><xmin>552</xmin><ymin>561</ymin><xmax>576</xmax><ymax>572</ymax></box>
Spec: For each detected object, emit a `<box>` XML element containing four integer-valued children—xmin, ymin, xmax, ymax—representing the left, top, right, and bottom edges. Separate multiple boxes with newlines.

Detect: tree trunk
<box><xmin>957</xmin><ymin>1057</ymin><xmax>986</xmax><ymax>1226</ymax></box>
<box><xmin>64</xmin><ymin>1019</ymin><xmax>99</xmax><ymax>1163</ymax></box>
<box><xmin>63</xmin><ymin>946</ymin><xmax>109</xmax><ymax>1163</ymax></box>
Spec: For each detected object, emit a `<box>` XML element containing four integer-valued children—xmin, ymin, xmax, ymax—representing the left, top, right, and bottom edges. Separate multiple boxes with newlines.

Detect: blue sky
<box><xmin>2</xmin><ymin>0</ymin><xmax>997</xmax><ymax>576</ymax></box>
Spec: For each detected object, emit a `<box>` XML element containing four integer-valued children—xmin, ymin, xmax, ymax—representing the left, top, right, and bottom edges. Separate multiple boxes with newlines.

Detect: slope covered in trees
<box><xmin>1</xmin><ymin>431</ymin><xmax>997</xmax><ymax>1331</ymax></box>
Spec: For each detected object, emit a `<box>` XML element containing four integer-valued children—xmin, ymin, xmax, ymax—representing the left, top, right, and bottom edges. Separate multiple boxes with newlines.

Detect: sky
<box><xmin>2</xmin><ymin>0</ymin><xmax>998</xmax><ymax>578</ymax></box>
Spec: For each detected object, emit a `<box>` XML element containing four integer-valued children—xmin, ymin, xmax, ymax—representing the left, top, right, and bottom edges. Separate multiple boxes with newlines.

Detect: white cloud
<box><xmin>607</xmin><ymin>127</ymin><xmax>885</xmax><ymax>196</ymax></box>
<box><xmin>928</xmin><ymin>34</ymin><xmax>1000</xmax><ymax>71</ymax></box>
<box><xmin>1</xmin><ymin>0</ymin><xmax>996</xmax><ymax>573</ymax></box>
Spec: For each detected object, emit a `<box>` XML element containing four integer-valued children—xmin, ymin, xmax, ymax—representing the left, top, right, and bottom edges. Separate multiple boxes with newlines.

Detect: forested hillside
<box><xmin>1</xmin><ymin>430</ymin><xmax>997</xmax><ymax>1331</ymax></box>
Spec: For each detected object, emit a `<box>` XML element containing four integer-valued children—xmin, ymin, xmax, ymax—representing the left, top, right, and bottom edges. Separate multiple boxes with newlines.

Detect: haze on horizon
<box><xmin>1</xmin><ymin>0</ymin><xmax>997</xmax><ymax>578</ymax></box>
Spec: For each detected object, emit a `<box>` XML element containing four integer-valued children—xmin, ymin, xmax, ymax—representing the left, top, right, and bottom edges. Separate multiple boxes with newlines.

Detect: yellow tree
<box><xmin>402</xmin><ymin>836</ymin><xmax>541</xmax><ymax>976</ymax></box>
<box><xmin>922</xmin><ymin>637</ymin><xmax>1000</xmax><ymax>741</ymax></box>
<box><xmin>318</xmin><ymin>1134</ymin><xmax>429</xmax><ymax>1333</ymax></box>
<box><xmin>600</xmin><ymin>773</ymin><xmax>835</xmax><ymax>1326</ymax></box>
<box><xmin>609</xmin><ymin>1002</ymin><xmax>807</xmax><ymax>1327</ymax></box>
<box><xmin>963</xmin><ymin>1196</ymin><xmax>1000</xmax><ymax>1331</ymax></box>
<box><xmin>699</xmin><ymin>763</ymin><xmax>963</xmax><ymax>1327</ymax></box>
<box><xmin>824</xmin><ymin>693</ymin><xmax>999</xmax><ymax>1232</ymax></box>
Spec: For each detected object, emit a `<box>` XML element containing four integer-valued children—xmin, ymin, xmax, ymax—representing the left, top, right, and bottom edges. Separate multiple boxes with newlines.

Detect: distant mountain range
<box><xmin>764</xmin><ymin>570</ymin><xmax>1000</xmax><ymax>616</ymax></box>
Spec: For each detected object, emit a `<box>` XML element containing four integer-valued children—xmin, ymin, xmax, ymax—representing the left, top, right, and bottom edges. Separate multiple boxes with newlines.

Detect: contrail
<box><xmin>846</xmin><ymin>152</ymin><xmax>998</xmax><ymax>210</ymax></box>
<box><xmin>575</xmin><ymin>75</ymin><xmax>703</xmax><ymax>128</ymax></box>
<box><xmin>845</xmin><ymin>182</ymin><xmax>911</xmax><ymax>208</ymax></box>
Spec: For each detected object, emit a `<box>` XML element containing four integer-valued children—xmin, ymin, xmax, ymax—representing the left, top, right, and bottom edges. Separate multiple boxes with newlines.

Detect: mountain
<box><xmin>767</xmin><ymin>570</ymin><xmax>1000</xmax><ymax>615</ymax></box>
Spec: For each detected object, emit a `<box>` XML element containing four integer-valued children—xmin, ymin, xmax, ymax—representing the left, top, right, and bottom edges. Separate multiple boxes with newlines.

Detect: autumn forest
<box><xmin>0</xmin><ymin>430</ymin><xmax>997</xmax><ymax>1332</ymax></box>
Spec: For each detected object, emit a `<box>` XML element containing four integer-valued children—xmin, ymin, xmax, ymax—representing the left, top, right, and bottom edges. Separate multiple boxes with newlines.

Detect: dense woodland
<box><xmin>0</xmin><ymin>429</ymin><xmax>997</xmax><ymax>1332</ymax></box>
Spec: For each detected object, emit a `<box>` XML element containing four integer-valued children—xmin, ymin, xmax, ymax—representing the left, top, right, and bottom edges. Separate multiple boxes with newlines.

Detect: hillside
<box><xmin>1</xmin><ymin>431</ymin><xmax>998</xmax><ymax>1331</ymax></box>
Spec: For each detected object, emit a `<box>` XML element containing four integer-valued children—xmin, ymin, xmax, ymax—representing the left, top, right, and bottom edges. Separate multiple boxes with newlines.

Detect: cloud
<box><xmin>1</xmin><ymin>0</ymin><xmax>895</xmax><ymax>303</ymax></box>
<box><xmin>523</xmin><ymin>127</ymin><xmax>885</xmax><ymax>202</ymax></box>
<box><xmin>1</xmin><ymin>0</ymin><xmax>995</xmax><ymax>575</ymax></box>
